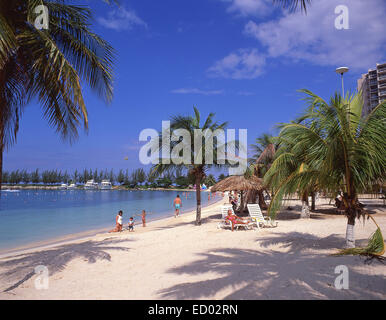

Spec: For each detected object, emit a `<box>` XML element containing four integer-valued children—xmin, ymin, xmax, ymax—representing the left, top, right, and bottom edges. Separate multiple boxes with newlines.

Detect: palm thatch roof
<box><xmin>211</xmin><ymin>175</ymin><xmax>264</xmax><ymax>192</ymax></box>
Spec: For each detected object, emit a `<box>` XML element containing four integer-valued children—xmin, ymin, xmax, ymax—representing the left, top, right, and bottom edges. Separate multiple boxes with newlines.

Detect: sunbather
<box><xmin>225</xmin><ymin>209</ymin><xmax>250</xmax><ymax>232</ymax></box>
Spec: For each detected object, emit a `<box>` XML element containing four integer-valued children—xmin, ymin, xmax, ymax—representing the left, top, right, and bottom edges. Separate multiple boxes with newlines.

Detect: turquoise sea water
<box><xmin>0</xmin><ymin>189</ymin><xmax>215</xmax><ymax>251</ymax></box>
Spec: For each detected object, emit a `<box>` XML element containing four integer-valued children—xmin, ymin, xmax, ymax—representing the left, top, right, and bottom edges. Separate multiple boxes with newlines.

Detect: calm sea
<box><xmin>0</xmin><ymin>189</ymin><xmax>215</xmax><ymax>252</ymax></box>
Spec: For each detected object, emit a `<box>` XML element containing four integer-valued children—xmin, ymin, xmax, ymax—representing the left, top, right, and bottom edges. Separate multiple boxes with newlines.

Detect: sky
<box><xmin>4</xmin><ymin>0</ymin><xmax>386</xmax><ymax>174</ymax></box>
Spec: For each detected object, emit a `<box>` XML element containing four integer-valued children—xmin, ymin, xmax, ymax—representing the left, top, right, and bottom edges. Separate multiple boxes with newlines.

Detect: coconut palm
<box><xmin>274</xmin><ymin>0</ymin><xmax>311</xmax><ymax>12</ymax></box>
<box><xmin>245</xmin><ymin>133</ymin><xmax>278</xmax><ymax>209</ymax></box>
<box><xmin>0</xmin><ymin>0</ymin><xmax>115</xmax><ymax>190</ymax></box>
<box><xmin>151</xmin><ymin>107</ymin><xmax>229</xmax><ymax>225</ymax></box>
<box><xmin>265</xmin><ymin>89</ymin><xmax>386</xmax><ymax>248</ymax></box>
<box><xmin>264</xmin><ymin>136</ymin><xmax>317</xmax><ymax>218</ymax></box>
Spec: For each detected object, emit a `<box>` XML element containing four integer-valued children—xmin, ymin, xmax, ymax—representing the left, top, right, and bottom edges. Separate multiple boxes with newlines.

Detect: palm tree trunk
<box><xmin>300</xmin><ymin>191</ymin><xmax>310</xmax><ymax>218</ymax></box>
<box><xmin>239</xmin><ymin>191</ymin><xmax>244</xmax><ymax>213</ymax></box>
<box><xmin>195</xmin><ymin>175</ymin><xmax>201</xmax><ymax>225</ymax></box>
<box><xmin>344</xmin><ymin>194</ymin><xmax>357</xmax><ymax>248</ymax></box>
<box><xmin>311</xmin><ymin>191</ymin><xmax>316</xmax><ymax>211</ymax></box>
<box><xmin>0</xmin><ymin>130</ymin><xmax>3</xmax><ymax>197</ymax></box>
<box><xmin>257</xmin><ymin>190</ymin><xmax>268</xmax><ymax>210</ymax></box>
<box><xmin>346</xmin><ymin>217</ymin><xmax>355</xmax><ymax>248</ymax></box>
<box><xmin>0</xmin><ymin>73</ymin><xmax>4</xmax><ymax>197</ymax></box>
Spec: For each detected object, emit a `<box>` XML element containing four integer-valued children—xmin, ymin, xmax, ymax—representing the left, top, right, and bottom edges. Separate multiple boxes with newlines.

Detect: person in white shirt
<box><xmin>109</xmin><ymin>210</ymin><xmax>123</xmax><ymax>232</ymax></box>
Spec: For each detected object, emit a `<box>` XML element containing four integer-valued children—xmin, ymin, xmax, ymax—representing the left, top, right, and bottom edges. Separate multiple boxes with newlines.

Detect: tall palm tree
<box><xmin>0</xmin><ymin>1</ymin><xmax>115</xmax><ymax>190</ymax></box>
<box><xmin>152</xmin><ymin>107</ymin><xmax>229</xmax><ymax>225</ymax></box>
<box><xmin>265</xmin><ymin>90</ymin><xmax>386</xmax><ymax>248</ymax></box>
<box><xmin>274</xmin><ymin>0</ymin><xmax>312</xmax><ymax>12</ymax></box>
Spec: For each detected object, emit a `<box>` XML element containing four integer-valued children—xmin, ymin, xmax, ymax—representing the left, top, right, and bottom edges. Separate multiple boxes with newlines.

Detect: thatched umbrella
<box><xmin>211</xmin><ymin>175</ymin><xmax>263</xmax><ymax>193</ymax></box>
<box><xmin>211</xmin><ymin>175</ymin><xmax>264</xmax><ymax>212</ymax></box>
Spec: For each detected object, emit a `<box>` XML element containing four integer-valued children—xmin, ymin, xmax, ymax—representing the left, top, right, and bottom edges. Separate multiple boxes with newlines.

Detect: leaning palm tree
<box><xmin>0</xmin><ymin>1</ymin><xmax>115</xmax><ymax>189</ymax></box>
<box><xmin>151</xmin><ymin>107</ymin><xmax>230</xmax><ymax>225</ymax></box>
<box><xmin>265</xmin><ymin>90</ymin><xmax>386</xmax><ymax>248</ymax></box>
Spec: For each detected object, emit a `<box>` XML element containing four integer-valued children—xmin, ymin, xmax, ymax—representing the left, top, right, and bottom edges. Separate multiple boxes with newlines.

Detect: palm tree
<box><xmin>274</xmin><ymin>0</ymin><xmax>311</xmax><ymax>12</ymax></box>
<box><xmin>152</xmin><ymin>107</ymin><xmax>229</xmax><ymax>225</ymax></box>
<box><xmin>0</xmin><ymin>1</ymin><xmax>115</xmax><ymax>190</ymax></box>
<box><xmin>265</xmin><ymin>90</ymin><xmax>385</xmax><ymax>248</ymax></box>
<box><xmin>245</xmin><ymin>133</ymin><xmax>278</xmax><ymax>209</ymax></box>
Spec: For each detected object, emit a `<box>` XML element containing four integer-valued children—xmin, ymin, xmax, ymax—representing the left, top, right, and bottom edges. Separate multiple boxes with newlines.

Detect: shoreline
<box><xmin>0</xmin><ymin>196</ymin><xmax>224</xmax><ymax>259</ymax></box>
<box><xmin>1</xmin><ymin>185</ymin><xmax>203</xmax><ymax>191</ymax></box>
<box><xmin>0</xmin><ymin>197</ymin><xmax>385</xmax><ymax>300</ymax></box>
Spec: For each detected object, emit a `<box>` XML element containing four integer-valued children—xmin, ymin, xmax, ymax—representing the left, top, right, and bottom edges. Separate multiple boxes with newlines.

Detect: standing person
<box><xmin>141</xmin><ymin>210</ymin><xmax>146</xmax><ymax>227</ymax></box>
<box><xmin>128</xmin><ymin>217</ymin><xmax>134</xmax><ymax>232</ymax></box>
<box><xmin>173</xmin><ymin>194</ymin><xmax>182</xmax><ymax>217</ymax></box>
<box><xmin>109</xmin><ymin>210</ymin><xmax>123</xmax><ymax>233</ymax></box>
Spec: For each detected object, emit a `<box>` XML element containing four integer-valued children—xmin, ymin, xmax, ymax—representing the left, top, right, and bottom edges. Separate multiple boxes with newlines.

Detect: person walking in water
<box><xmin>141</xmin><ymin>210</ymin><xmax>146</xmax><ymax>227</ymax></box>
<box><xmin>173</xmin><ymin>195</ymin><xmax>182</xmax><ymax>217</ymax></box>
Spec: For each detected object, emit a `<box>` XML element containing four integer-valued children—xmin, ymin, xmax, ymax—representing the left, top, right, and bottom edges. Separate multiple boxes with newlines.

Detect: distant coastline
<box><xmin>0</xmin><ymin>185</ymin><xmax>205</xmax><ymax>192</ymax></box>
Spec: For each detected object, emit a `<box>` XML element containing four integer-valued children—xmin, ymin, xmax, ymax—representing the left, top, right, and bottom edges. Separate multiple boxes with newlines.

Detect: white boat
<box><xmin>99</xmin><ymin>180</ymin><xmax>112</xmax><ymax>190</ymax></box>
<box><xmin>84</xmin><ymin>179</ymin><xmax>98</xmax><ymax>190</ymax></box>
<box><xmin>59</xmin><ymin>184</ymin><xmax>68</xmax><ymax>190</ymax></box>
<box><xmin>67</xmin><ymin>183</ymin><xmax>77</xmax><ymax>190</ymax></box>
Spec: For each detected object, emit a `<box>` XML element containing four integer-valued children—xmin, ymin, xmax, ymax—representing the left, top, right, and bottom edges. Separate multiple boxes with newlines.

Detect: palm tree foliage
<box><xmin>0</xmin><ymin>0</ymin><xmax>115</xmax><ymax>189</ymax></box>
<box><xmin>152</xmin><ymin>106</ymin><xmax>230</xmax><ymax>225</ymax></box>
<box><xmin>265</xmin><ymin>89</ymin><xmax>386</xmax><ymax>248</ymax></box>
<box><xmin>274</xmin><ymin>0</ymin><xmax>312</xmax><ymax>13</ymax></box>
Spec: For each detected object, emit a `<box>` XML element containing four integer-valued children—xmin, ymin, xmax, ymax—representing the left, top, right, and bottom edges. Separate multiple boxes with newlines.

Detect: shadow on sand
<box><xmin>0</xmin><ymin>238</ymin><xmax>131</xmax><ymax>293</ymax></box>
<box><xmin>158</xmin><ymin>232</ymin><xmax>386</xmax><ymax>300</ymax></box>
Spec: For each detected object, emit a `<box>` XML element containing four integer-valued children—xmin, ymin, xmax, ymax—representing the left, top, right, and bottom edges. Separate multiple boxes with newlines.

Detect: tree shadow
<box><xmin>158</xmin><ymin>233</ymin><xmax>386</xmax><ymax>300</ymax></box>
<box><xmin>151</xmin><ymin>214</ymin><xmax>222</xmax><ymax>231</ymax></box>
<box><xmin>0</xmin><ymin>238</ymin><xmax>131</xmax><ymax>293</ymax></box>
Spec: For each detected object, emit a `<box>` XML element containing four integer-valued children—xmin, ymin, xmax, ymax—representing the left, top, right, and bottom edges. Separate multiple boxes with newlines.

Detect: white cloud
<box><xmin>171</xmin><ymin>88</ymin><xmax>224</xmax><ymax>95</ymax></box>
<box><xmin>221</xmin><ymin>0</ymin><xmax>273</xmax><ymax>17</ymax></box>
<box><xmin>207</xmin><ymin>49</ymin><xmax>266</xmax><ymax>79</ymax></box>
<box><xmin>98</xmin><ymin>7</ymin><xmax>147</xmax><ymax>31</ymax></box>
<box><xmin>243</xmin><ymin>0</ymin><xmax>386</xmax><ymax>70</ymax></box>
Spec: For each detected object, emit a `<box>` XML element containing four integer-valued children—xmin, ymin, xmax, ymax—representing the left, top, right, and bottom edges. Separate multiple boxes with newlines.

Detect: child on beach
<box><xmin>128</xmin><ymin>217</ymin><xmax>134</xmax><ymax>231</ymax></box>
<box><xmin>109</xmin><ymin>210</ymin><xmax>123</xmax><ymax>233</ymax></box>
<box><xmin>141</xmin><ymin>210</ymin><xmax>146</xmax><ymax>227</ymax></box>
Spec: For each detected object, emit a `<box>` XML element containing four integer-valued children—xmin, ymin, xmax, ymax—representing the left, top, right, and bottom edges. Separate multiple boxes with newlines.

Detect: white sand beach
<box><xmin>0</xmin><ymin>197</ymin><xmax>385</xmax><ymax>300</ymax></box>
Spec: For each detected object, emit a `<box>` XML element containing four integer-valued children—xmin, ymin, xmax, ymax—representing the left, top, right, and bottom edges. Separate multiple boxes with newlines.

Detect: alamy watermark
<box><xmin>34</xmin><ymin>265</ymin><xmax>49</xmax><ymax>290</ymax></box>
<box><xmin>34</xmin><ymin>5</ymin><xmax>49</xmax><ymax>30</ymax></box>
<box><xmin>335</xmin><ymin>5</ymin><xmax>349</xmax><ymax>30</ymax></box>
<box><xmin>334</xmin><ymin>265</ymin><xmax>349</xmax><ymax>290</ymax></box>
<box><xmin>138</xmin><ymin>121</ymin><xmax>248</xmax><ymax>175</ymax></box>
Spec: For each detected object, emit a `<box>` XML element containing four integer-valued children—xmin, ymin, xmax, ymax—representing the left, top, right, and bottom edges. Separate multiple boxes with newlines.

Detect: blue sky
<box><xmin>4</xmin><ymin>0</ymin><xmax>386</xmax><ymax>174</ymax></box>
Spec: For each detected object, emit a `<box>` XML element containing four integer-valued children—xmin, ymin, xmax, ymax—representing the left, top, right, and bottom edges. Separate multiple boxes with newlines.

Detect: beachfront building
<box><xmin>357</xmin><ymin>62</ymin><xmax>386</xmax><ymax>116</ymax></box>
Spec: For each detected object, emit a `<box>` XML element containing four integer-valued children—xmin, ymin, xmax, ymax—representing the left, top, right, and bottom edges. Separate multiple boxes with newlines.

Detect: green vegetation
<box><xmin>0</xmin><ymin>1</ymin><xmax>115</xmax><ymax>194</ymax></box>
<box><xmin>152</xmin><ymin>106</ymin><xmax>229</xmax><ymax>225</ymax></box>
<box><xmin>264</xmin><ymin>90</ymin><xmax>386</xmax><ymax>248</ymax></box>
<box><xmin>1</xmin><ymin>167</ymin><xmax>218</xmax><ymax>190</ymax></box>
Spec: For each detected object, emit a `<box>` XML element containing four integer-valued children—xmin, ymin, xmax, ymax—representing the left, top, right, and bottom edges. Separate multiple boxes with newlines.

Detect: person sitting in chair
<box><xmin>225</xmin><ymin>209</ymin><xmax>250</xmax><ymax>232</ymax></box>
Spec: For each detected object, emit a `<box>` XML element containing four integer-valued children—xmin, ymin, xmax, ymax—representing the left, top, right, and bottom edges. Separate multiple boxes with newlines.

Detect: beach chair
<box><xmin>247</xmin><ymin>204</ymin><xmax>275</xmax><ymax>230</ymax></box>
<box><xmin>217</xmin><ymin>205</ymin><xmax>254</xmax><ymax>231</ymax></box>
<box><xmin>221</xmin><ymin>205</ymin><xmax>233</xmax><ymax>219</ymax></box>
<box><xmin>218</xmin><ymin>205</ymin><xmax>233</xmax><ymax>229</ymax></box>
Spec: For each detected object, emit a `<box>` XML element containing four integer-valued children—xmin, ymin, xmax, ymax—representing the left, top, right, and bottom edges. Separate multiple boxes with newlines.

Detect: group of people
<box><xmin>228</xmin><ymin>191</ymin><xmax>239</xmax><ymax>211</ymax></box>
<box><xmin>109</xmin><ymin>194</ymin><xmax>183</xmax><ymax>233</ymax></box>
<box><xmin>109</xmin><ymin>210</ymin><xmax>146</xmax><ymax>233</ymax></box>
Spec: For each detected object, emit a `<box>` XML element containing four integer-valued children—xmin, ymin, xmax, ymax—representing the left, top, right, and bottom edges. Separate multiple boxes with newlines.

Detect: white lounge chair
<box><xmin>247</xmin><ymin>204</ymin><xmax>276</xmax><ymax>230</ymax></box>
<box><xmin>221</xmin><ymin>205</ymin><xmax>233</xmax><ymax>219</ymax></box>
<box><xmin>217</xmin><ymin>205</ymin><xmax>254</xmax><ymax>231</ymax></box>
